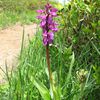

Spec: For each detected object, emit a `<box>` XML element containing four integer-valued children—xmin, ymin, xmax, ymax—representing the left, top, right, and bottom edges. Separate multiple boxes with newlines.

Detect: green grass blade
<box><xmin>66</xmin><ymin>52</ymin><xmax>75</xmax><ymax>82</ymax></box>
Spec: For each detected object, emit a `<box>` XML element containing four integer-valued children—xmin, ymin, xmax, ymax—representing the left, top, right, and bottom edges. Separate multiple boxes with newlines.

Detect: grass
<box><xmin>0</xmin><ymin>25</ymin><xmax>98</xmax><ymax>99</ymax></box>
<box><xmin>0</xmin><ymin>0</ymin><xmax>100</xmax><ymax>100</ymax></box>
<box><xmin>0</xmin><ymin>0</ymin><xmax>56</xmax><ymax>28</ymax></box>
<box><xmin>0</xmin><ymin>10</ymin><xmax>37</xmax><ymax>28</ymax></box>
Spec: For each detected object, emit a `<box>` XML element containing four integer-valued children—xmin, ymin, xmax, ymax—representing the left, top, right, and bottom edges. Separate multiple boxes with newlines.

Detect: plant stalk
<box><xmin>46</xmin><ymin>45</ymin><xmax>52</xmax><ymax>82</ymax></box>
<box><xmin>46</xmin><ymin>45</ymin><xmax>55</xmax><ymax>99</ymax></box>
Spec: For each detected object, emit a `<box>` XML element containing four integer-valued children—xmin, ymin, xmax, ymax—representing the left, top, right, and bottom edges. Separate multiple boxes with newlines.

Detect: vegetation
<box><xmin>0</xmin><ymin>0</ymin><xmax>49</xmax><ymax>28</ymax></box>
<box><xmin>0</xmin><ymin>0</ymin><xmax>100</xmax><ymax>100</ymax></box>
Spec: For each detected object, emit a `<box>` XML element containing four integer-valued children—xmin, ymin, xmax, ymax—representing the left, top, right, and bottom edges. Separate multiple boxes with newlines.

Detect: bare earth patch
<box><xmin>0</xmin><ymin>23</ymin><xmax>37</xmax><ymax>83</ymax></box>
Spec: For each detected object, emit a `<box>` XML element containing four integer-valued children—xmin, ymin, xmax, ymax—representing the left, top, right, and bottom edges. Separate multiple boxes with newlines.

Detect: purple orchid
<box><xmin>37</xmin><ymin>3</ymin><xmax>58</xmax><ymax>46</ymax></box>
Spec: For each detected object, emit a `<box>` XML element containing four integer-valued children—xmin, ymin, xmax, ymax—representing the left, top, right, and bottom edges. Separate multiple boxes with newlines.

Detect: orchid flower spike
<box><xmin>37</xmin><ymin>3</ymin><xmax>58</xmax><ymax>46</ymax></box>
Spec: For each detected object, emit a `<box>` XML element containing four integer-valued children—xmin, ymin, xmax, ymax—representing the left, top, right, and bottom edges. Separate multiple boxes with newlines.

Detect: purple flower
<box><xmin>40</xmin><ymin>20</ymin><xmax>46</xmax><ymax>27</ymax></box>
<box><xmin>51</xmin><ymin>8</ymin><xmax>58</xmax><ymax>12</ymax></box>
<box><xmin>37</xmin><ymin>9</ymin><xmax>44</xmax><ymax>13</ymax></box>
<box><xmin>43</xmin><ymin>32</ymin><xmax>54</xmax><ymax>45</ymax></box>
<box><xmin>37</xmin><ymin>3</ymin><xmax>58</xmax><ymax>46</ymax></box>
<box><xmin>48</xmin><ymin>32</ymin><xmax>54</xmax><ymax>43</ymax></box>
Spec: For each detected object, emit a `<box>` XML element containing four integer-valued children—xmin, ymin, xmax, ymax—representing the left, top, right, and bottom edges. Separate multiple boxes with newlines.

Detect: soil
<box><xmin>0</xmin><ymin>23</ymin><xmax>37</xmax><ymax>84</ymax></box>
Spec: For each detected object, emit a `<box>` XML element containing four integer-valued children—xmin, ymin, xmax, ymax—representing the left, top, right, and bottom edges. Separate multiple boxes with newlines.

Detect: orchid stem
<box><xmin>46</xmin><ymin>45</ymin><xmax>55</xmax><ymax>99</ymax></box>
<box><xmin>46</xmin><ymin>45</ymin><xmax>52</xmax><ymax>82</ymax></box>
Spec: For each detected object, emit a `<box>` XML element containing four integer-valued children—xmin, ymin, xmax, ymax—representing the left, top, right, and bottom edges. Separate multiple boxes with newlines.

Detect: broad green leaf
<box><xmin>33</xmin><ymin>79</ymin><xmax>50</xmax><ymax>100</ymax></box>
<box><xmin>52</xmin><ymin>71</ymin><xmax>60</xmax><ymax>100</ymax></box>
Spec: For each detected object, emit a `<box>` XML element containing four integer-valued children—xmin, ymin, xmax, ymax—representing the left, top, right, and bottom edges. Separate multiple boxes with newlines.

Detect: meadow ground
<box><xmin>0</xmin><ymin>23</ymin><xmax>37</xmax><ymax>84</ymax></box>
<box><xmin>0</xmin><ymin>0</ymin><xmax>100</xmax><ymax>99</ymax></box>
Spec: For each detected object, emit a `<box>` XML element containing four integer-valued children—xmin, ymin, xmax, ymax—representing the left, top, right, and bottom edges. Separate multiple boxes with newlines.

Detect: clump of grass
<box><xmin>0</xmin><ymin>0</ymin><xmax>56</xmax><ymax>28</ymax></box>
<box><xmin>0</xmin><ymin>0</ymin><xmax>100</xmax><ymax>99</ymax></box>
<box><xmin>0</xmin><ymin>10</ymin><xmax>37</xmax><ymax>28</ymax></box>
<box><xmin>0</xmin><ymin>24</ymin><xmax>95</xmax><ymax>100</ymax></box>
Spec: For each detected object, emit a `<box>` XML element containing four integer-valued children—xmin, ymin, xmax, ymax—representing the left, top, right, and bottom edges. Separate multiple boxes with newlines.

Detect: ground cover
<box><xmin>0</xmin><ymin>0</ymin><xmax>100</xmax><ymax>100</ymax></box>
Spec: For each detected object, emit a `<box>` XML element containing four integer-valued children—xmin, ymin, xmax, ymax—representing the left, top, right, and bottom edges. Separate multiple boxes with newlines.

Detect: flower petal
<box><xmin>37</xmin><ymin>10</ymin><xmax>44</xmax><ymax>13</ymax></box>
<box><xmin>51</xmin><ymin>8</ymin><xmax>58</xmax><ymax>12</ymax></box>
<box><xmin>48</xmin><ymin>32</ymin><xmax>54</xmax><ymax>44</ymax></box>
<box><xmin>40</xmin><ymin>20</ymin><xmax>46</xmax><ymax>27</ymax></box>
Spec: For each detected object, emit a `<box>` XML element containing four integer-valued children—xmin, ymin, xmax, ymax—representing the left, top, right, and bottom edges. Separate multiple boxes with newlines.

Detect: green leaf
<box><xmin>52</xmin><ymin>71</ymin><xmax>60</xmax><ymax>100</ymax></box>
<box><xmin>33</xmin><ymin>79</ymin><xmax>51</xmax><ymax>100</ymax></box>
<box><xmin>66</xmin><ymin>52</ymin><xmax>75</xmax><ymax>82</ymax></box>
